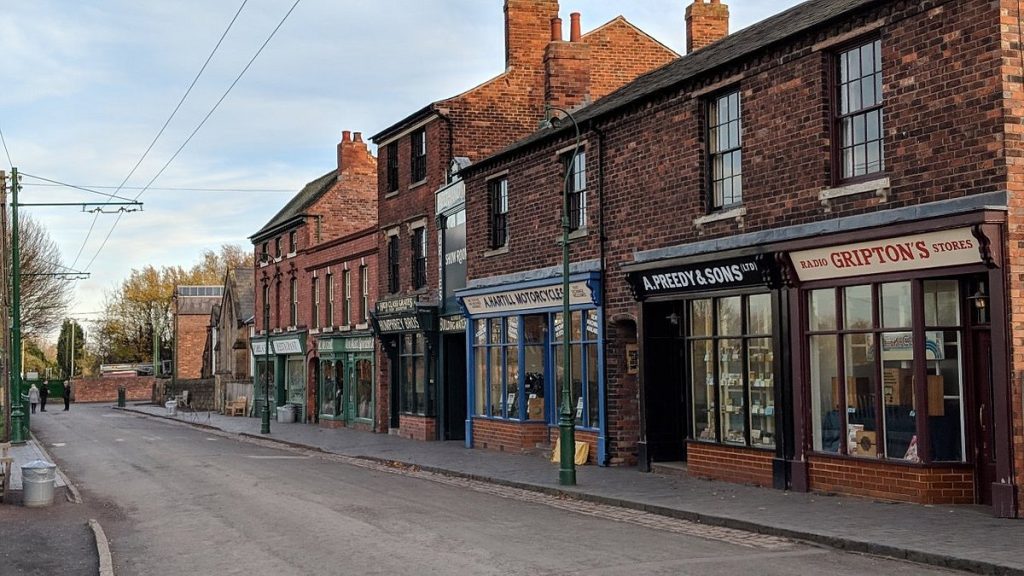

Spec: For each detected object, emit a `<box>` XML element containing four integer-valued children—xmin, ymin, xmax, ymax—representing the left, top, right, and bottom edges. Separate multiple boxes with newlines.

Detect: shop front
<box><xmin>626</xmin><ymin>253</ymin><xmax>790</xmax><ymax>488</ymax></box>
<box><xmin>458</xmin><ymin>272</ymin><xmax>607</xmax><ymax>464</ymax></box>
<box><xmin>251</xmin><ymin>339</ymin><xmax>276</xmax><ymax>418</ymax></box>
<box><xmin>372</xmin><ymin>297</ymin><xmax>438</xmax><ymax>440</ymax></box>
<box><xmin>250</xmin><ymin>333</ymin><xmax>306</xmax><ymax>421</ymax></box>
<box><xmin>317</xmin><ymin>333</ymin><xmax>376</xmax><ymax>430</ymax></box>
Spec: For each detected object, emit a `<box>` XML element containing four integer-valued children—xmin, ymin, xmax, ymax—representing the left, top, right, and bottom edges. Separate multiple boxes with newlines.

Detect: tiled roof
<box><xmin>251</xmin><ymin>170</ymin><xmax>336</xmax><ymax>240</ymax></box>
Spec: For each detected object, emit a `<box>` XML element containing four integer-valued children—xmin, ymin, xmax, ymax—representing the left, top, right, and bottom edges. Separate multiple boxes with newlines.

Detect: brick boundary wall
<box><xmin>808</xmin><ymin>455</ymin><xmax>975</xmax><ymax>505</ymax></box>
<box><xmin>687</xmin><ymin>443</ymin><xmax>774</xmax><ymax>488</ymax></box>
<box><xmin>398</xmin><ymin>414</ymin><xmax>437</xmax><ymax>441</ymax></box>
<box><xmin>473</xmin><ymin>419</ymin><xmax>548</xmax><ymax>454</ymax></box>
<box><xmin>74</xmin><ymin>376</ymin><xmax>155</xmax><ymax>403</ymax></box>
<box><xmin>163</xmin><ymin>379</ymin><xmax>216</xmax><ymax>411</ymax></box>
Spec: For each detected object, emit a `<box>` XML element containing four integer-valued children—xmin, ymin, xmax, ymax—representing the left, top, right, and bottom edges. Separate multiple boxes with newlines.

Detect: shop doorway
<box><xmin>441</xmin><ymin>334</ymin><xmax>467</xmax><ymax>441</ymax></box>
<box><xmin>389</xmin><ymin>347</ymin><xmax>401</xmax><ymax>429</ymax></box>
<box><xmin>972</xmin><ymin>330</ymin><xmax>995</xmax><ymax>505</ymax></box>
<box><xmin>643</xmin><ymin>301</ymin><xmax>688</xmax><ymax>462</ymax></box>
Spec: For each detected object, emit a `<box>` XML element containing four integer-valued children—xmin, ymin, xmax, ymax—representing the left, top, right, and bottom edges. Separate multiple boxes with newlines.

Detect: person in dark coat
<box><xmin>63</xmin><ymin>380</ymin><xmax>71</xmax><ymax>411</ymax></box>
<box><xmin>39</xmin><ymin>382</ymin><xmax>49</xmax><ymax>412</ymax></box>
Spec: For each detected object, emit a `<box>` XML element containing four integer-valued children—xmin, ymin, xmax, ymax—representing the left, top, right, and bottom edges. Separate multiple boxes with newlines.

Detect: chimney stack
<box><xmin>505</xmin><ymin>0</ymin><xmax>560</xmax><ymax>69</ymax></box>
<box><xmin>686</xmin><ymin>0</ymin><xmax>729</xmax><ymax>54</ymax></box>
<box><xmin>544</xmin><ymin>11</ymin><xmax>590</xmax><ymax>111</ymax></box>
<box><xmin>337</xmin><ymin>130</ymin><xmax>375</xmax><ymax>177</ymax></box>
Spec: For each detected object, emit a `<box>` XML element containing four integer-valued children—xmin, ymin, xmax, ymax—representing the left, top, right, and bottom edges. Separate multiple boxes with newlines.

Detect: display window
<box><xmin>689</xmin><ymin>293</ymin><xmax>775</xmax><ymax>448</ymax></box>
<box><xmin>399</xmin><ymin>333</ymin><xmax>430</xmax><ymax>415</ymax></box>
<box><xmin>806</xmin><ymin>279</ymin><xmax>966</xmax><ymax>462</ymax></box>
<box><xmin>319</xmin><ymin>360</ymin><xmax>342</xmax><ymax>417</ymax></box>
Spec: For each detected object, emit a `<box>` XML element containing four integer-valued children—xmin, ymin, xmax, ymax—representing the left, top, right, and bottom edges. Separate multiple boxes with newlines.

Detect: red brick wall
<box><xmin>809</xmin><ymin>455</ymin><xmax>975</xmax><ymax>505</ymax></box>
<box><xmin>686</xmin><ymin>0</ymin><xmax>729</xmax><ymax>54</ymax></box>
<box><xmin>687</xmin><ymin>443</ymin><xmax>774</xmax><ymax>487</ymax></box>
<box><xmin>473</xmin><ymin>419</ymin><xmax>549</xmax><ymax>454</ymax></box>
<box><xmin>399</xmin><ymin>414</ymin><xmax>436</xmax><ymax>441</ymax></box>
<box><xmin>175</xmin><ymin>315</ymin><xmax>208</xmax><ymax>379</ymax></box>
<box><xmin>74</xmin><ymin>377</ymin><xmax>154</xmax><ymax>403</ymax></box>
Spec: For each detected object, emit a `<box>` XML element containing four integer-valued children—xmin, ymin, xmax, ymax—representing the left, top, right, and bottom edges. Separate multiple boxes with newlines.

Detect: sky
<box><xmin>0</xmin><ymin>0</ymin><xmax>804</xmax><ymax>335</ymax></box>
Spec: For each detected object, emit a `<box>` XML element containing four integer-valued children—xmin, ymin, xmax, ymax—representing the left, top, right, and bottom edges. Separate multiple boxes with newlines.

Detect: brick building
<box><xmin>251</xmin><ymin>131</ymin><xmax>378</xmax><ymax>427</ymax></box>
<box><xmin>369</xmin><ymin>0</ymin><xmax>678</xmax><ymax>443</ymax></box>
<box><xmin>459</xmin><ymin>0</ymin><xmax>1022</xmax><ymax>518</ymax></box>
<box><xmin>172</xmin><ymin>286</ymin><xmax>222</xmax><ymax>380</ymax></box>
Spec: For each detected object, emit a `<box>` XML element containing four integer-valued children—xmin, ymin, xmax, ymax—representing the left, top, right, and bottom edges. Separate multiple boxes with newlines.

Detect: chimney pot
<box><xmin>354</xmin><ymin>132</ymin><xmax>363</xmax><ymax>143</ymax></box>
<box><xmin>550</xmin><ymin>17</ymin><xmax>562</xmax><ymax>42</ymax></box>
<box><xmin>570</xmin><ymin>12</ymin><xmax>581</xmax><ymax>42</ymax></box>
<box><xmin>342</xmin><ymin>130</ymin><xmax>351</xmax><ymax>142</ymax></box>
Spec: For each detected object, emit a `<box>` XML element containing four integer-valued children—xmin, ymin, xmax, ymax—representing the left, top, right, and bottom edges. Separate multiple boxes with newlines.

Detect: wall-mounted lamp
<box><xmin>967</xmin><ymin>285</ymin><xmax>987</xmax><ymax>311</ymax></box>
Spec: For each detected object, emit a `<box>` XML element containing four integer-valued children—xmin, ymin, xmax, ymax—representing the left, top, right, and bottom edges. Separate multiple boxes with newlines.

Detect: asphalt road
<box><xmin>31</xmin><ymin>405</ymin><xmax>964</xmax><ymax>576</ymax></box>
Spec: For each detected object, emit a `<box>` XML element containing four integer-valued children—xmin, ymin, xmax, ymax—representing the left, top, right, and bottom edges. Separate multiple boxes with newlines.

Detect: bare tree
<box><xmin>12</xmin><ymin>213</ymin><xmax>73</xmax><ymax>338</ymax></box>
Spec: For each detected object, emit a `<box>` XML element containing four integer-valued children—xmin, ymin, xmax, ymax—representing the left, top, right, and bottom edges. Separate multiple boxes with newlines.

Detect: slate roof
<box><xmin>251</xmin><ymin>170</ymin><xmax>336</xmax><ymax>241</ymax></box>
<box><xmin>229</xmin><ymin>267</ymin><xmax>255</xmax><ymax>324</ymax></box>
<box><xmin>465</xmin><ymin>0</ymin><xmax>884</xmax><ymax>172</ymax></box>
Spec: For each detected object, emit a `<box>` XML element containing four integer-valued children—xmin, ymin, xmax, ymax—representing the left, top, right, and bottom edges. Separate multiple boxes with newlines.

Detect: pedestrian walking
<box><xmin>63</xmin><ymin>380</ymin><xmax>71</xmax><ymax>411</ymax></box>
<box><xmin>39</xmin><ymin>382</ymin><xmax>49</xmax><ymax>412</ymax></box>
<box><xmin>28</xmin><ymin>383</ymin><xmax>40</xmax><ymax>414</ymax></box>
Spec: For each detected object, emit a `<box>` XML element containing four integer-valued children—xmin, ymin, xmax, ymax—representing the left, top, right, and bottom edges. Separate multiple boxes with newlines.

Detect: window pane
<box><xmin>719</xmin><ymin>339</ymin><xmax>745</xmax><ymax>445</ymax></box>
<box><xmin>928</xmin><ymin>330</ymin><xmax>964</xmax><ymax>461</ymax></box>
<box><xmin>844</xmin><ymin>285</ymin><xmax>872</xmax><ymax>329</ymax></box>
<box><xmin>881</xmin><ymin>332</ymin><xmax>915</xmax><ymax>459</ymax></box>
<box><xmin>924</xmin><ymin>280</ymin><xmax>960</xmax><ymax>326</ymax></box>
<box><xmin>487</xmin><ymin>347</ymin><xmax>501</xmax><ymax>416</ymax></box>
<box><xmin>810</xmin><ymin>335</ymin><xmax>840</xmax><ymax>453</ymax></box>
<box><xmin>881</xmin><ymin>282</ymin><xmax>911</xmax><ymax>328</ymax></box>
<box><xmin>321</xmin><ymin>361</ymin><xmax>337</xmax><ymax>416</ymax></box>
<box><xmin>475</xmin><ymin>347</ymin><xmax>486</xmax><ymax>415</ymax></box>
<box><xmin>571</xmin><ymin>310</ymin><xmax>583</xmax><ymax>341</ymax></box>
<box><xmin>586</xmin><ymin>312</ymin><xmax>599</xmax><ymax>340</ymax></box>
<box><xmin>490</xmin><ymin>318</ymin><xmax>503</xmax><ymax>344</ymax></box>
<box><xmin>748</xmin><ymin>294</ymin><xmax>772</xmax><ymax>335</ymax></box>
<box><xmin>691</xmin><ymin>300</ymin><xmax>712</xmax><ymax>337</ymax></box>
<box><xmin>718</xmin><ymin>297</ymin><xmax>741</xmax><ymax>335</ymax></box>
<box><xmin>523</xmin><ymin>315</ymin><xmax>546</xmax><ymax>344</ymax></box>
<box><xmin>507</xmin><ymin>316</ymin><xmax>520</xmax><ymax>344</ymax></box>
<box><xmin>845</xmin><ymin>333</ymin><xmax>878</xmax><ymax>458</ymax></box>
<box><xmin>809</xmin><ymin>289</ymin><xmax>837</xmax><ymax>331</ymax></box>
<box><xmin>748</xmin><ymin>337</ymin><xmax>775</xmax><ymax>448</ymax></box>
<box><xmin>525</xmin><ymin>345</ymin><xmax>545</xmax><ymax>421</ymax></box>
<box><xmin>692</xmin><ymin>340</ymin><xmax>715</xmax><ymax>441</ymax></box>
<box><xmin>586</xmin><ymin>343</ymin><xmax>599</xmax><ymax>428</ymax></box>
<box><xmin>355</xmin><ymin>359</ymin><xmax>373</xmax><ymax>420</ymax></box>
<box><xmin>506</xmin><ymin>347</ymin><xmax>519</xmax><ymax>418</ymax></box>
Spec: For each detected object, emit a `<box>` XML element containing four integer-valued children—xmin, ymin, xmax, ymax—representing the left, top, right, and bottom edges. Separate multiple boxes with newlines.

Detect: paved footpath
<box><xmin>121</xmin><ymin>403</ymin><xmax>1024</xmax><ymax>576</ymax></box>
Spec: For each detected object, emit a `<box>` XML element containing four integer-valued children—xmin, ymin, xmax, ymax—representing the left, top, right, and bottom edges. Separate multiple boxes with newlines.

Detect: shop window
<box><xmin>286</xmin><ymin>358</ymin><xmax>304</xmax><ymax>409</ymax></box>
<box><xmin>399</xmin><ymin>333</ymin><xmax>428</xmax><ymax>415</ymax></box>
<box><xmin>807</xmin><ymin>281</ymin><xmax>965</xmax><ymax>462</ymax></box>
<box><xmin>489</xmin><ymin>177</ymin><xmax>509</xmax><ymax>249</ymax></box>
<box><xmin>355</xmin><ymin>358</ymin><xmax>373</xmax><ymax>420</ymax></box>
<box><xmin>553</xmin><ymin>310</ymin><xmax>601</xmax><ymax>429</ymax></box>
<box><xmin>523</xmin><ymin>315</ymin><xmax>547</xmax><ymax>421</ymax></box>
<box><xmin>835</xmin><ymin>38</ymin><xmax>884</xmax><ymax>181</ymax></box>
<box><xmin>411</xmin><ymin>128</ymin><xmax>427</xmax><ymax>183</ymax></box>
<box><xmin>708</xmin><ymin>90</ymin><xmax>743</xmax><ymax>210</ymax></box>
<box><xmin>473</xmin><ymin>316</ymin><xmax>547</xmax><ymax>420</ymax></box>
<box><xmin>386</xmin><ymin>142</ymin><xmax>399</xmax><ymax>192</ymax></box>
<box><xmin>690</xmin><ymin>294</ymin><xmax>774</xmax><ymax>448</ymax></box>
<box><xmin>564</xmin><ymin>150</ymin><xmax>587</xmax><ymax>231</ymax></box>
<box><xmin>320</xmin><ymin>360</ymin><xmax>342</xmax><ymax>417</ymax></box>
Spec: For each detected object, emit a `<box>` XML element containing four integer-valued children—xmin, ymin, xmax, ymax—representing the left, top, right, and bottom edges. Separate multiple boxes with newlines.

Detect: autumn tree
<box><xmin>14</xmin><ymin>214</ymin><xmax>74</xmax><ymax>337</ymax></box>
<box><xmin>56</xmin><ymin>319</ymin><xmax>85</xmax><ymax>378</ymax></box>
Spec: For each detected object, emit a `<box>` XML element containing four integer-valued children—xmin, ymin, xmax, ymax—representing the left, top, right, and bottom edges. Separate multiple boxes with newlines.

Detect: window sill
<box><xmin>808</xmin><ymin>450</ymin><xmax>970</xmax><ymax>468</ymax></box>
<box><xmin>355</xmin><ymin>323</ymin><xmax>369</xmax><ymax>330</ymax></box>
<box><xmin>286</xmin><ymin>252</ymin><xmax>296</xmax><ymax>258</ymax></box>
<box><xmin>408</xmin><ymin>179</ymin><xmax>428</xmax><ymax>190</ymax></box>
<box><xmin>286</xmin><ymin>326</ymin><xmax>297</xmax><ymax>331</ymax></box>
<box><xmin>385</xmin><ymin>190</ymin><xmax>399</xmax><ymax>200</ymax></box>
<box><xmin>693</xmin><ymin>206</ymin><xmax>746</xmax><ymax>230</ymax></box>
<box><xmin>272</xmin><ymin>329</ymin><xmax>282</xmax><ymax>334</ymax></box>
<box><xmin>339</xmin><ymin>325</ymin><xmax>352</xmax><ymax>332</ymax></box>
<box><xmin>483</xmin><ymin>246</ymin><xmax>509</xmax><ymax>258</ymax></box>
<box><xmin>552</xmin><ymin>227</ymin><xmax>588</xmax><ymax>245</ymax></box>
<box><xmin>273</xmin><ymin>257</ymin><xmax>283</xmax><ymax>263</ymax></box>
<box><xmin>321</xmin><ymin>327</ymin><xmax>333</xmax><ymax>333</ymax></box>
<box><xmin>819</xmin><ymin>176</ymin><xmax>890</xmax><ymax>211</ymax></box>
<box><xmin>310</xmin><ymin>328</ymin><xmax>320</xmax><ymax>335</ymax></box>
<box><xmin>687</xmin><ymin>438</ymin><xmax>775</xmax><ymax>452</ymax></box>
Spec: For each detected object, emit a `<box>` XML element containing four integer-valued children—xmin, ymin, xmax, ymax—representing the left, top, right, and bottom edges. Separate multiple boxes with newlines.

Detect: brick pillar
<box><xmin>685</xmin><ymin>0</ymin><xmax>729</xmax><ymax>54</ymax></box>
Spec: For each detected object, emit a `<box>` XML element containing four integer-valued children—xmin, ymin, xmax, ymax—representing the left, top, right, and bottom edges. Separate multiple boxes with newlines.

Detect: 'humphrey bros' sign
<box><xmin>790</xmin><ymin>228</ymin><xmax>981</xmax><ymax>281</ymax></box>
<box><xmin>629</xmin><ymin>255</ymin><xmax>770</xmax><ymax>299</ymax></box>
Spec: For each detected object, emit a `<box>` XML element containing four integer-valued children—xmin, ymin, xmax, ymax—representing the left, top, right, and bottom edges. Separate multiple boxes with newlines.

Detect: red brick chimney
<box><xmin>686</xmin><ymin>0</ymin><xmax>729</xmax><ymax>54</ymax></box>
<box><xmin>337</xmin><ymin>131</ymin><xmax>375</xmax><ymax>177</ymax></box>
<box><xmin>544</xmin><ymin>12</ymin><xmax>591</xmax><ymax>111</ymax></box>
<box><xmin>505</xmin><ymin>0</ymin><xmax>560</xmax><ymax>69</ymax></box>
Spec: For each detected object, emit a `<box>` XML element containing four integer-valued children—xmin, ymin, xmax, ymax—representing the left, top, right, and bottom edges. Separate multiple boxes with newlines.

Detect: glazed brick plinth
<box><xmin>75</xmin><ymin>376</ymin><xmax>154</xmax><ymax>403</ymax></box>
<box><xmin>808</xmin><ymin>454</ymin><xmax>975</xmax><ymax>505</ymax></box>
<box><xmin>473</xmin><ymin>419</ymin><xmax>549</xmax><ymax>454</ymax></box>
<box><xmin>399</xmin><ymin>414</ymin><xmax>437</xmax><ymax>441</ymax></box>
<box><xmin>686</xmin><ymin>442</ymin><xmax>774</xmax><ymax>487</ymax></box>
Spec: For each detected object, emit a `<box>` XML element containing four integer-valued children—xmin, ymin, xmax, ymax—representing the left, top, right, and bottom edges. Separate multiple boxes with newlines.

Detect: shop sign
<box><xmin>344</xmin><ymin>337</ymin><xmax>375</xmax><ymax>352</ymax></box>
<box><xmin>376</xmin><ymin>297</ymin><xmax>416</xmax><ymax>316</ymax></box>
<box><xmin>790</xmin><ymin>228</ymin><xmax>981</xmax><ymax>281</ymax></box>
<box><xmin>461</xmin><ymin>281</ymin><xmax>595</xmax><ymax>315</ymax></box>
<box><xmin>376</xmin><ymin>315</ymin><xmax>421</xmax><ymax>333</ymax></box>
<box><xmin>440</xmin><ymin>315</ymin><xmax>467</xmax><ymax>333</ymax></box>
<box><xmin>435</xmin><ymin>179</ymin><xmax>464</xmax><ymax>215</ymax></box>
<box><xmin>251</xmin><ymin>341</ymin><xmax>269</xmax><ymax>356</ymax></box>
<box><xmin>317</xmin><ymin>339</ymin><xmax>335</xmax><ymax>353</ymax></box>
<box><xmin>273</xmin><ymin>338</ymin><xmax>302</xmax><ymax>355</ymax></box>
<box><xmin>630</xmin><ymin>255</ymin><xmax>769</xmax><ymax>299</ymax></box>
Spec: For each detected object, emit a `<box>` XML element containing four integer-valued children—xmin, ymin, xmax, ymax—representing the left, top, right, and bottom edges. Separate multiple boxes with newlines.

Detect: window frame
<box><xmin>398</xmin><ymin>333</ymin><xmax>430</xmax><ymax>416</ymax></box>
<box><xmin>386</xmin><ymin>142</ymin><xmax>400</xmax><ymax>192</ymax></box>
<box><xmin>343</xmin><ymin>269</ymin><xmax>352</xmax><ymax>326</ymax></box>
<box><xmin>410</xmin><ymin>128</ymin><xmax>427</xmax><ymax>183</ymax></box>
<box><xmin>274</xmin><ymin>237</ymin><xmax>282</xmax><ymax>258</ymax></box>
<box><xmin>288</xmin><ymin>230</ymin><xmax>297</xmax><ymax>254</ymax></box>
<box><xmin>832</xmin><ymin>37</ymin><xmax>885</xmax><ymax>184</ymax></box>
<box><xmin>707</xmin><ymin>89</ymin><xmax>743</xmax><ymax>211</ymax></box>
<box><xmin>325</xmin><ymin>273</ymin><xmax>335</xmax><ymax>327</ymax></box>
<box><xmin>411</xmin><ymin>227</ymin><xmax>427</xmax><ymax>290</ymax></box>
<box><xmin>387</xmin><ymin>235</ymin><xmax>400</xmax><ymax>294</ymax></box>
<box><xmin>360</xmin><ymin>264</ymin><xmax>369</xmax><ymax>322</ymax></box>
<box><xmin>289</xmin><ymin>277</ymin><xmax>298</xmax><ymax>327</ymax></box>
<box><xmin>312</xmin><ymin>277</ymin><xmax>320</xmax><ymax>329</ymax></box>
<box><xmin>563</xmin><ymin>149</ymin><xmax>587</xmax><ymax>231</ymax></box>
<box><xmin>488</xmin><ymin>177</ymin><xmax>509</xmax><ymax>249</ymax></box>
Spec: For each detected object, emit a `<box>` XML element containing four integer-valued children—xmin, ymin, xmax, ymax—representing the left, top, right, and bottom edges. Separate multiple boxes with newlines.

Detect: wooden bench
<box><xmin>225</xmin><ymin>396</ymin><xmax>247</xmax><ymax>417</ymax></box>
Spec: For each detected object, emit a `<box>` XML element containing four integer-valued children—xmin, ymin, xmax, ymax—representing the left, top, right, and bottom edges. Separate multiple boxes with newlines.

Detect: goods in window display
<box><xmin>528</xmin><ymin>396</ymin><xmax>544</xmax><ymax>420</ymax></box>
<box><xmin>855</xmin><ymin>429</ymin><xmax>878</xmax><ymax>457</ymax></box>
<box><xmin>927</xmin><ymin>375</ymin><xmax>944</xmax><ymax>416</ymax></box>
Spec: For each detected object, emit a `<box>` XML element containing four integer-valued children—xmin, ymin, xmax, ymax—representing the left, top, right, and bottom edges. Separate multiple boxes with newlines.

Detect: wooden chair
<box><xmin>225</xmin><ymin>396</ymin><xmax>247</xmax><ymax>417</ymax></box>
<box><xmin>174</xmin><ymin>390</ymin><xmax>190</xmax><ymax>408</ymax></box>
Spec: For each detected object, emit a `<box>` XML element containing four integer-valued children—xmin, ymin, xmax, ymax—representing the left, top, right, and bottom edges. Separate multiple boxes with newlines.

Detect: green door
<box><xmin>286</xmin><ymin>357</ymin><xmax>305</xmax><ymax>420</ymax></box>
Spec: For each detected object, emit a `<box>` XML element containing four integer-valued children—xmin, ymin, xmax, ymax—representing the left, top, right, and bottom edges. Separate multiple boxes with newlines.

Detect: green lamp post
<box><xmin>260</xmin><ymin>272</ymin><xmax>271</xmax><ymax>435</ymax></box>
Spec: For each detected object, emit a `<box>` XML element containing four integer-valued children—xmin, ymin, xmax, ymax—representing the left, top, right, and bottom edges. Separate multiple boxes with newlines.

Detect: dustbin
<box><xmin>117</xmin><ymin>386</ymin><xmax>126</xmax><ymax>408</ymax></box>
<box><xmin>22</xmin><ymin>460</ymin><xmax>57</xmax><ymax>507</ymax></box>
<box><xmin>165</xmin><ymin>400</ymin><xmax>177</xmax><ymax>416</ymax></box>
<box><xmin>276</xmin><ymin>404</ymin><xmax>295</xmax><ymax>423</ymax></box>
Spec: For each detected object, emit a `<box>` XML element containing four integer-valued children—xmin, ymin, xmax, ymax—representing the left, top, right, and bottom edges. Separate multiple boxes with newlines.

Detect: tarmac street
<box><xmin>17</xmin><ymin>404</ymin><xmax>981</xmax><ymax>576</ymax></box>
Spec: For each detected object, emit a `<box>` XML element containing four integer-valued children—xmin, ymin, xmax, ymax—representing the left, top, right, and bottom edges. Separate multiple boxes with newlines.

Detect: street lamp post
<box><xmin>9</xmin><ymin>168</ymin><xmax>24</xmax><ymax>444</ymax></box>
<box><xmin>261</xmin><ymin>273</ymin><xmax>271</xmax><ymax>435</ymax></box>
<box><xmin>545</xmin><ymin>106</ymin><xmax>582</xmax><ymax>486</ymax></box>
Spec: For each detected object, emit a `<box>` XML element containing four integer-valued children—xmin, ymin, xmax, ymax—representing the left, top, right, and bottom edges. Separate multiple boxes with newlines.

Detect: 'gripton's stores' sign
<box><xmin>462</xmin><ymin>281</ymin><xmax>596</xmax><ymax>315</ymax></box>
<box><xmin>629</xmin><ymin>255</ymin><xmax>770</xmax><ymax>299</ymax></box>
<box><xmin>790</xmin><ymin>228</ymin><xmax>982</xmax><ymax>282</ymax></box>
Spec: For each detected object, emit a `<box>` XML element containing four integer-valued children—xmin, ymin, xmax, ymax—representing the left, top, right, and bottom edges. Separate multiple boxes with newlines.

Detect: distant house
<box><xmin>172</xmin><ymin>285</ymin><xmax>222</xmax><ymax>380</ymax></box>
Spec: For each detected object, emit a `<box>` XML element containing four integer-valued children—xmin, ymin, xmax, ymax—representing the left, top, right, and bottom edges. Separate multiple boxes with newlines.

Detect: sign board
<box><xmin>439</xmin><ymin>315</ymin><xmax>467</xmax><ymax>333</ymax></box>
<box><xmin>251</xmin><ymin>341</ymin><xmax>269</xmax><ymax>356</ymax></box>
<box><xmin>461</xmin><ymin>281</ymin><xmax>596</xmax><ymax>316</ymax></box>
<box><xmin>375</xmin><ymin>315</ymin><xmax>422</xmax><ymax>333</ymax></box>
<box><xmin>273</xmin><ymin>338</ymin><xmax>303</xmax><ymax>355</ymax></box>
<box><xmin>629</xmin><ymin>255</ymin><xmax>770</xmax><ymax>299</ymax></box>
<box><xmin>790</xmin><ymin>228</ymin><xmax>981</xmax><ymax>282</ymax></box>
<box><xmin>376</xmin><ymin>297</ymin><xmax>417</xmax><ymax>316</ymax></box>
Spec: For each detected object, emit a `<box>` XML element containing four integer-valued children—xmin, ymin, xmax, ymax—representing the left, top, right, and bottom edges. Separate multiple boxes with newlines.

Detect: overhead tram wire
<box><xmin>24</xmin><ymin>182</ymin><xmax>293</xmax><ymax>194</ymax></box>
<box><xmin>0</xmin><ymin>124</ymin><xmax>13</xmax><ymax>167</ymax></box>
<box><xmin>69</xmin><ymin>0</ymin><xmax>250</xmax><ymax>270</ymax></box>
<box><xmin>83</xmin><ymin>0</ymin><xmax>303</xmax><ymax>274</ymax></box>
<box><xmin>19</xmin><ymin>172</ymin><xmax>135</xmax><ymax>202</ymax></box>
